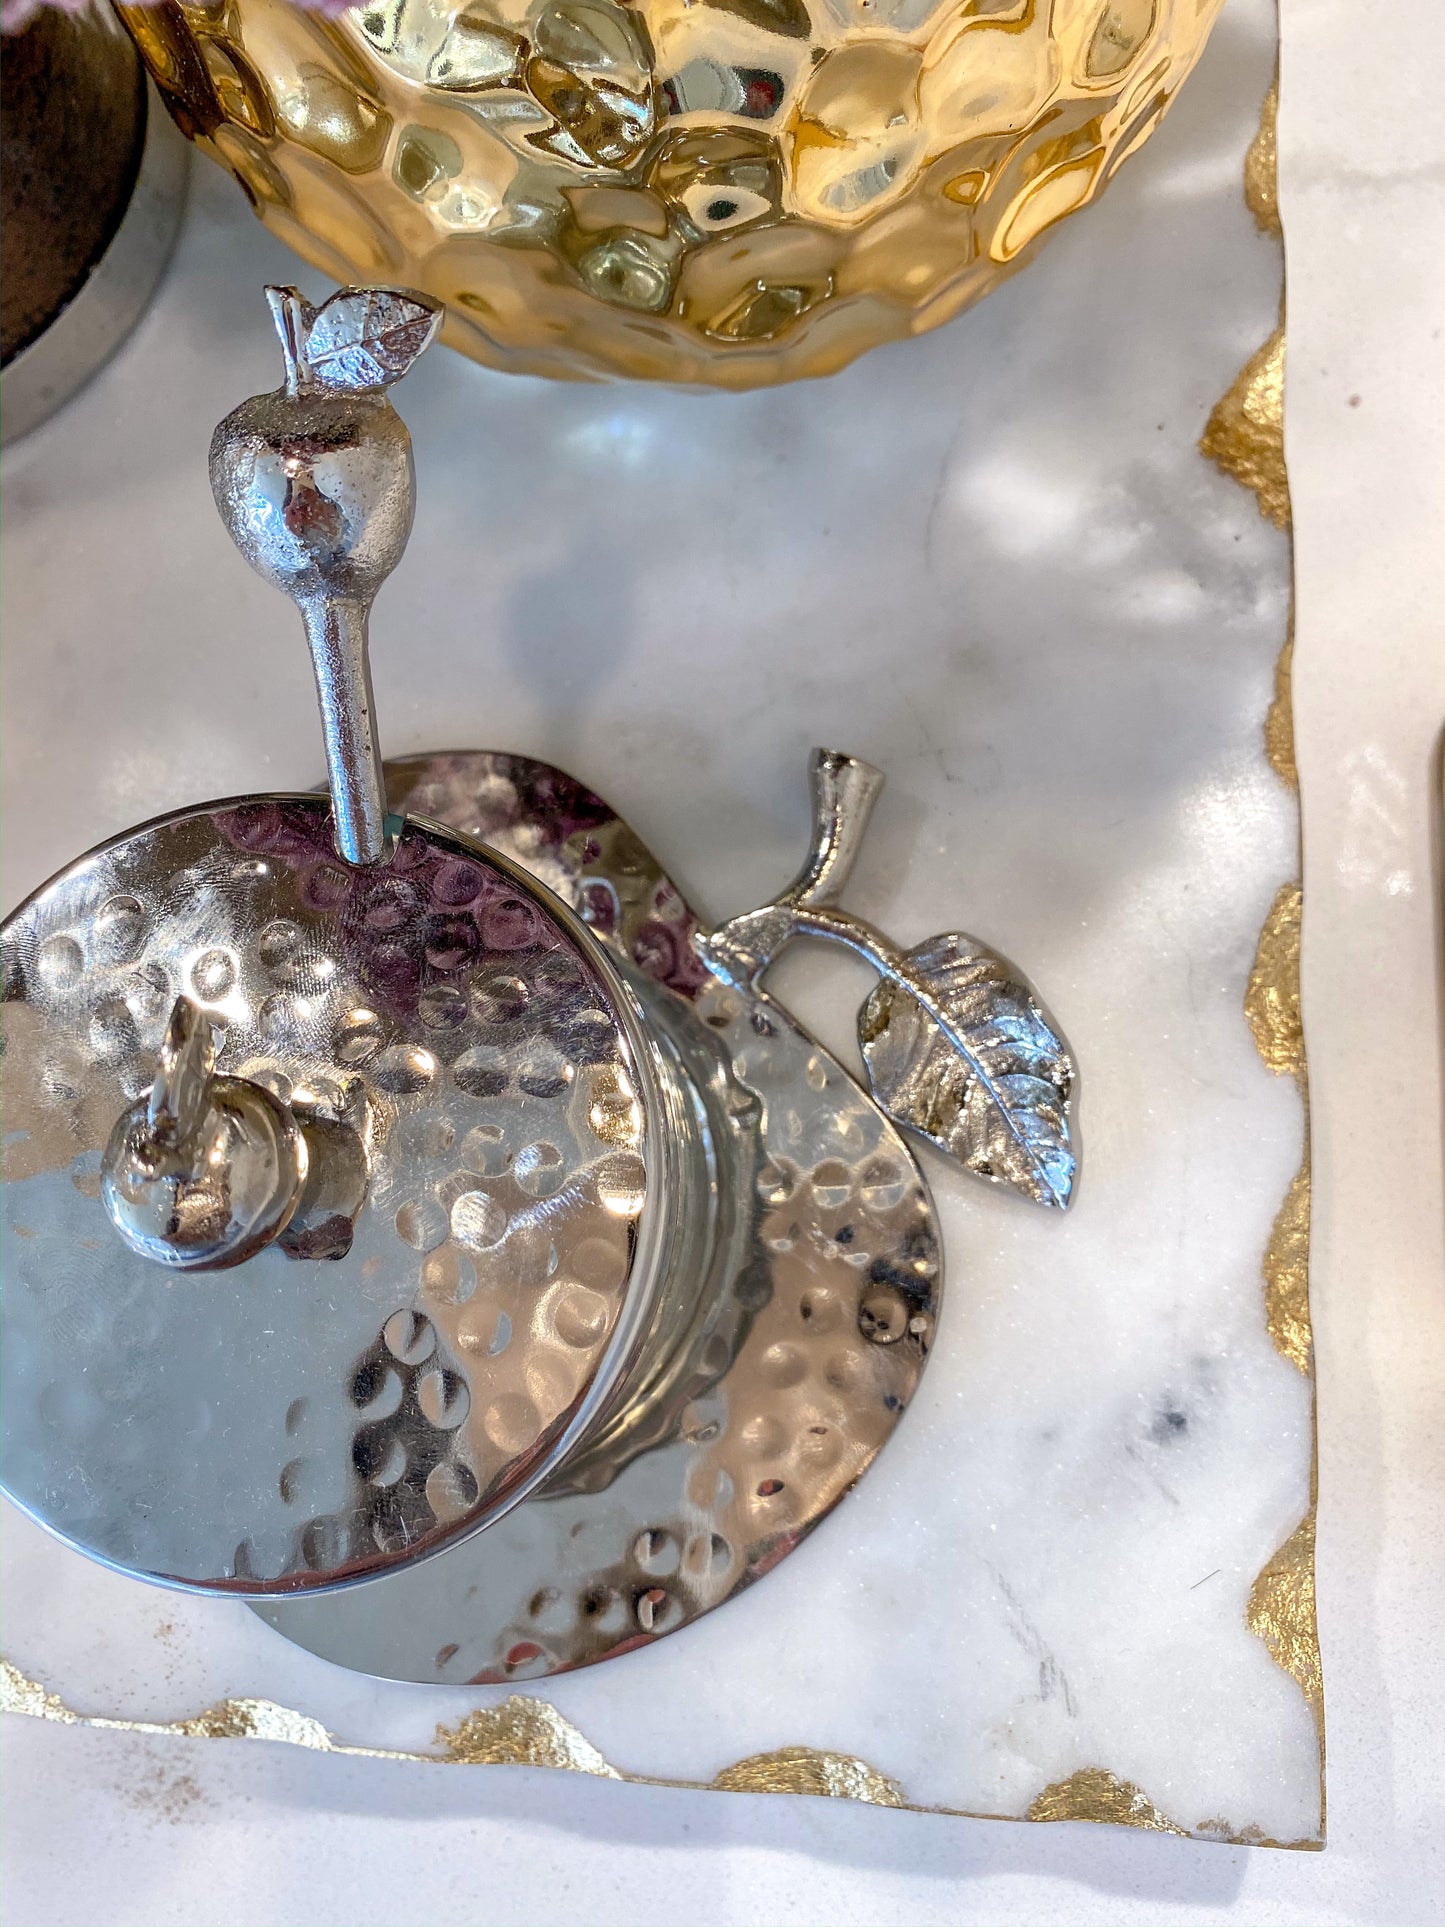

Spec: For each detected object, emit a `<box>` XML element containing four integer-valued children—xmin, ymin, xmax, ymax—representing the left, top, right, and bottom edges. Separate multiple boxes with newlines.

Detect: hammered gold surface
<box><xmin>118</xmin><ymin>0</ymin><xmax>1224</xmax><ymax>385</ymax></box>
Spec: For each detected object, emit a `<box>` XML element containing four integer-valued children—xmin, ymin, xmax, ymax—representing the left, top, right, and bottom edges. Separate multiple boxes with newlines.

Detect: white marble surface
<box><xmin>3</xmin><ymin>0</ymin><xmax>1443</xmax><ymax>1916</ymax></box>
<box><xmin>1</xmin><ymin>0</ymin><xmax>1311</xmax><ymax>1835</ymax></box>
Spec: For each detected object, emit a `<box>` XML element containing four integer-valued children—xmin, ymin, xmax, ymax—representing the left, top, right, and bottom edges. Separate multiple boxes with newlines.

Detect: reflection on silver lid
<box><xmin>0</xmin><ymin>796</ymin><xmax>665</xmax><ymax>1595</ymax></box>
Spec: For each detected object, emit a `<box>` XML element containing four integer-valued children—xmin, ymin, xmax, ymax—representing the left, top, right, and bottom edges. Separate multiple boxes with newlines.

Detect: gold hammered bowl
<box><xmin>123</xmin><ymin>0</ymin><xmax>1224</xmax><ymax>385</ymax></box>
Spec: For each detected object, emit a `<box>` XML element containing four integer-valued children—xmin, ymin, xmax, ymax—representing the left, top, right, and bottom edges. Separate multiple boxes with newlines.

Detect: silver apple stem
<box><xmin>699</xmin><ymin>749</ymin><xmax>1025</xmax><ymax>1085</ymax></box>
<box><xmin>699</xmin><ymin>754</ymin><xmax>975</xmax><ymax>1086</ymax></box>
<box><xmin>781</xmin><ymin>748</ymin><xmax>884</xmax><ymax>909</ymax></box>
<box><xmin>701</xmin><ymin>748</ymin><xmax>1079</xmax><ymax>1213</ymax></box>
<box><xmin>265</xmin><ymin>285</ymin><xmax>310</xmax><ymax>396</ymax></box>
<box><xmin>700</xmin><ymin>748</ymin><xmax>891</xmax><ymax>988</ymax></box>
<box><xmin>302</xmin><ymin>597</ymin><xmax>390</xmax><ymax>868</ymax></box>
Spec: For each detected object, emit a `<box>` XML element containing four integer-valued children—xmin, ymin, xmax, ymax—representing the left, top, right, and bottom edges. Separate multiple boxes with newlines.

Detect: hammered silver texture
<box><xmin>250</xmin><ymin>750</ymin><xmax>943</xmax><ymax>1682</ymax></box>
<box><xmin>0</xmin><ymin>796</ymin><xmax>666</xmax><ymax>1594</ymax></box>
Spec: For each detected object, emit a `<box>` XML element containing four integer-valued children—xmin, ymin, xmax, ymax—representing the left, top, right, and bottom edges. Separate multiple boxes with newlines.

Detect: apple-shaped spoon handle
<box><xmin>209</xmin><ymin>284</ymin><xmax>442</xmax><ymax>866</ymax></box>
<box><xmin>700</xmin><ymin>750</ymin><xmax>1080</xmax><ymax>1210</ymax></box>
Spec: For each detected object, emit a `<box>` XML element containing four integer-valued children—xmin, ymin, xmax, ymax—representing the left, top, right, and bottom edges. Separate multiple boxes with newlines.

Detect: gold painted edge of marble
<box><xmin>0</xmin><ymin>1658</ymin><xmax>1322</xmax><ymax>1848</ymax></box>
<box><xmin>1201</xmin><ymin>322</ymin><xmax>1290</xmax><ymax>532</ymax></box>
<box><xmin>1266</xmin><ymin>616</ymin><xmax>1297</xmax><ymax>791</ymax></box>
<box><xmin>1246</xmin><ymin>881</ymin><xmax>1305</xmax><ymax>1081</ymax></box>
<box><xmin>1203</xmin><ymin>71</ymin><xmax>1324</xmax><ymax>1841</ymax></box>
<box><xmin>1202</xmin><ymin>74</ymin><xmax>1290</xmax><ymax>535</ymax></box>
<box><xmin>1245</xmin><ymin>78</ymin><xmax>1282</xmax><ymax>237</ymax></box>
<box><xmin>1</xmin><ymin>63</ymin><xmax>1322</xmax><ymax>1854</ymax></box>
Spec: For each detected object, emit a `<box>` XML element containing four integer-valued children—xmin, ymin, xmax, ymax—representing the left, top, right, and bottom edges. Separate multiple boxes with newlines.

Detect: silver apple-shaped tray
<box><xmin>0</xmin><ymin>286</ymin><xmax>1076</xmax><ymax>1682</ymax></box>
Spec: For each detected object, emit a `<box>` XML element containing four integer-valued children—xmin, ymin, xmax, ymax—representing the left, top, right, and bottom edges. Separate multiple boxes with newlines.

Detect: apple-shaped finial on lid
<box><xmin>209</xmin><ymin>285</ymin><xmax>441</xmax><ymax>867</ymax></box>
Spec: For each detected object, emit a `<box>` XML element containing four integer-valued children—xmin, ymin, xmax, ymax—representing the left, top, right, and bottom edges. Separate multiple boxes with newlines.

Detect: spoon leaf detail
<box><xmin>302</xmin><ymin>288</ymin><xmax>441</xmax><ymax>394</ymax></box>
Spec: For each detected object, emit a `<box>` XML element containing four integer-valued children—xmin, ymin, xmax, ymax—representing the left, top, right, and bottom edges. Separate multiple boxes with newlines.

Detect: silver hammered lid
<box><xmin>0</xmin><ymin>798</ymin><xmax>663</xmax><ymax>1592</ymax></box>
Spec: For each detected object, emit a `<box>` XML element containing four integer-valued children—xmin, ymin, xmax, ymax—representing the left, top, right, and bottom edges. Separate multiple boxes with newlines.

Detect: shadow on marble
<box><xmin>160</xmin><ymin>1740</ymin><xmax>1254</xmax><ymax>1910</ymax></box>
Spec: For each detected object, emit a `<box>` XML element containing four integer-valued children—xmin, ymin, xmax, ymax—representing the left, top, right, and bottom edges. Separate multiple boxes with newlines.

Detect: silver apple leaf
<box><xmin>304</xmin><ymin>288</ymin><xmax>443</xmax><ymax>393</ymax></box>
<box><xmin>857</xmin><ymin>932</ymin><xmax>1077</xmax><ymax>1210</ymax></box>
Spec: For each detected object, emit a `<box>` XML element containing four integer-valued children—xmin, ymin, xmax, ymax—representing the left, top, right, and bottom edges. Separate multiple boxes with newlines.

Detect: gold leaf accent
<box><xmin>1028</xmin><ymin>1769</ymin><xmax>1185</xmax><ymax>1834</ymax></box>
<box><xmin>0</xmin><ymin>1655</ymin><xmax>1319</xmax><ymax>1844</ymax></box>
<box><xmin>177</xmin><ymin>1700</ymin><xmax>333</xmax><ymax>1748</ymax></box>
<box><xmin>1245</xmin><ymin>882</ymin><xmax>1304</xmax><ymax>1079</ymax></box>
<box><xmin>1266</xmin><ymin>620</ymin><xmax>1297</xmax><ymax>790</ymax></box>
<box><xmin>1248</xmin><ymin>1513</ymin><xmax>1324</xmax><ymax>1749</ymax></box>
<box><xmin>0</xmin><ymin>1658</ymin><xmax>74</xmax><ymax>1723</ymax></box>
<box><xmin>712</xmin><ymin>1747</ymin><xmax>905</xmax><ymax>1805</ymax></box>
<box><xmin>1201</xmin><ymin>326</ymin><xmax>1290</xmax><ymax>529</ymax></box>
<box><xmin>437</xmin><ymin>1700</ymin><xmax>621</xmax><ymax>1775</ymax></box>
<box><xmin>1245</xmin><ymin>80</ymin><xmax>1280</xmax><ymax>234</ymax></box>
<box><xmin>1264</xmin><ymin>1155</ymin><xmax>1312</xmax><ymax>1374</ymax></box>
<box><xmin>1215</xmin><ymin>75</ymin><xmax>1322</xmax><ymax>1839</ymax></box>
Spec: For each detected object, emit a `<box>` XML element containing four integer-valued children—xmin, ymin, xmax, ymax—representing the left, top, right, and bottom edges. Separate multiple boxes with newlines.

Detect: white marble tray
<box><xmin>0</xmin><ymin>0</ymin><xmax>1317</xmax><ymax>1848</ymax></box>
